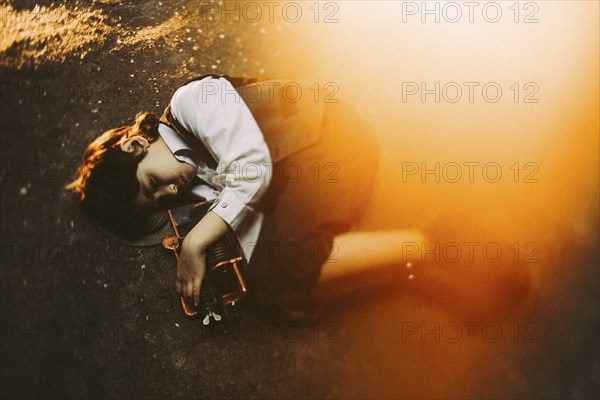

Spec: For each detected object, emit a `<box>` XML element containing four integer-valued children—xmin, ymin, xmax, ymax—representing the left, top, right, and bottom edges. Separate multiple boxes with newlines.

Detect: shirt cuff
<box><xmin>208</xmin><ymin>188</ymin><xmax>253</xmax><ymax>231</ymax></box>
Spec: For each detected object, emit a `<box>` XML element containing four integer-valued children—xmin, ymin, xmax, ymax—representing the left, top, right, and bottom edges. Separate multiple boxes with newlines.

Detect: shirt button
<box><xmin>221</xmin><ymin>202</ymin><xmax>228</xmax><ymax>208</ymax></box>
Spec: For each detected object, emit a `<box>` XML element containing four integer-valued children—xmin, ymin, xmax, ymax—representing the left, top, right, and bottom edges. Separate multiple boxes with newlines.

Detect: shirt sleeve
<box><xmin>169</xmin><ymin>76</ymin><xmax>272</xmax><ymax>231</ymax></box>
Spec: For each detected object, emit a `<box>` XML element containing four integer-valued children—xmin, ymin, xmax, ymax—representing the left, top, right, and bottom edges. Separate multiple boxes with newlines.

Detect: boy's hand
<box><xmin>176</xmin><ymin>236</ymin><xmax>207</xmax><ymax>306</ymax></box>
<box><xmin>174</xmin><ymin>211</ymin><xmax>230</xmax><ymax>307</ymax></box>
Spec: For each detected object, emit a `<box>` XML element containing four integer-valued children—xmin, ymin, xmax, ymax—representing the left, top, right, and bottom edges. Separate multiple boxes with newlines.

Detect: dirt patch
<box><xmin>0</xmin><ymin>3</ymin><xmax>113</xmax><ymax>69</ymax></box>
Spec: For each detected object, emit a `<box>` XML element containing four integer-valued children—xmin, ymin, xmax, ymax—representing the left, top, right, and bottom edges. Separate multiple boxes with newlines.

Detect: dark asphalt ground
<box><xmin>1</xmin><ymin>1</ymin><xmax>598</xmax><ymax>399</ymax></box>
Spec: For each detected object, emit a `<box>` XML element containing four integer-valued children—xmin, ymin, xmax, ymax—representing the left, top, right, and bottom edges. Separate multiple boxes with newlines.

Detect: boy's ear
<box><xmin>120</xmin><ymin>137</ymin><xmax>149</xmax><ymax>156</ymax></box>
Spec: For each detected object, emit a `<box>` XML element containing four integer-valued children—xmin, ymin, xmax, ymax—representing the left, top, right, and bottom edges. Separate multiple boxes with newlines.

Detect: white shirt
<box><xmin>158</xmin><ymin>76</ymin><xmax>273</xmax><ymax>262</ymax></box>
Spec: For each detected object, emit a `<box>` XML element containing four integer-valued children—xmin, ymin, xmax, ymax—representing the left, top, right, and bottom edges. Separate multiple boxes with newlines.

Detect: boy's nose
<box><xmin>156</xmin><ymin>183</ymin><xmax>178</xmax><ymax>200</ymax></box>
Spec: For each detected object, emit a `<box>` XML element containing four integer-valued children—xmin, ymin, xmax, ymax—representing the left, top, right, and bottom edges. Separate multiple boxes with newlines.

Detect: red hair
<box><xmin>66</xmin><ymin>112</ymin><xmax>159</xmax><ymax>199</ymax></box>
<box><xmin>65</xmin><ymin>112</ymin><xmax>160</xmax><ymax>236</ymax></box>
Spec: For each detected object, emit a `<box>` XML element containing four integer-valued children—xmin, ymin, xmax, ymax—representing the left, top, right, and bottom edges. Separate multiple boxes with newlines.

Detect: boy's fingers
<box><xmin>193</xmin><ymin>278</ymin><xmax>201</xmax><ymax>306</ymax></box>
<box><xmin>186</xmin><ymin>280</ymin><xmax>193</xmax><ymax>300</ymax></box>
<box><xmin>182</xmin><ymin>279</ymin><xmax>189</xmax><ymax>298</ymax></box>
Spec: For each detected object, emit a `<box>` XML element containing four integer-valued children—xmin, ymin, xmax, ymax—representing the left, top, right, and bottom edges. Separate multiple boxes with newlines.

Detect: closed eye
<box><xmin>140</xmin><ymin>176</ymin><xmax>154</xmax><ymax>201</ymax></box>
<box><xmin>149</xmin><ymin>176</ymin><xmax>158</xmax><ymax>192</ymax></box>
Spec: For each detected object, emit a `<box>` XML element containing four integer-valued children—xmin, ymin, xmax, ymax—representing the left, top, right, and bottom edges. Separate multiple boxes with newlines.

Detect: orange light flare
<box><xmin>252</xmin><ymin>0</ymin><xmax>599</xmax><ymax>276</ymax></box>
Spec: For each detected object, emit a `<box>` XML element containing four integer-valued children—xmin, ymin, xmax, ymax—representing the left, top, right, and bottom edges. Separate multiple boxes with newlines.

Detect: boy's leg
<box><xmin>320</xmin><ymin>229</ymin><xmax>426</xmax><ymax>280</ymax></box>
<box><xmin>247</xmin><ymin>101</ymin><xmax>382</xmax><ymax>314</ymax></box>
<box><xmin>314</xmin><ymin>220</ymin><xmax>532</xmax><ymax>320</ymax></box>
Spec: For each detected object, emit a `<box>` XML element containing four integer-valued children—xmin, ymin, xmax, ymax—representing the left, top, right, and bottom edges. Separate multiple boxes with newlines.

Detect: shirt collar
<box><xmin>158</xmin><ymin>122</ymin><xmax>192</xmax><ymax>153</ymax></box>
<box><xmin>158</xmin><ymin>122</ymin><xmax>198</xmax><ymax>168</ymax></box>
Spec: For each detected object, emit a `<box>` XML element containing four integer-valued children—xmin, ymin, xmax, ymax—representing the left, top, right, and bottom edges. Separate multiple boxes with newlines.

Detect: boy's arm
<box><xmin>170</xmin><ymin>76</ymin><xmax>272</xmax><ymax>305</ymax></box>
<box><xmin>176</xmin><ymin>211</ymin><xmax>229</xmax><ymax>306</ymax></box>
<box><xmin>170</xmin><ymin>76</ymin><xmax>272</xmax><ymax>232</ymax></box>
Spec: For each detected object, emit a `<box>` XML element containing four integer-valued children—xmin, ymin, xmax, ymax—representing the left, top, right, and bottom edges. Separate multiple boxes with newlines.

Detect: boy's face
<box><xmin>120</xmin><ymin>136</ymin><xmax>197</xmax><ymax>211</ymax></box>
